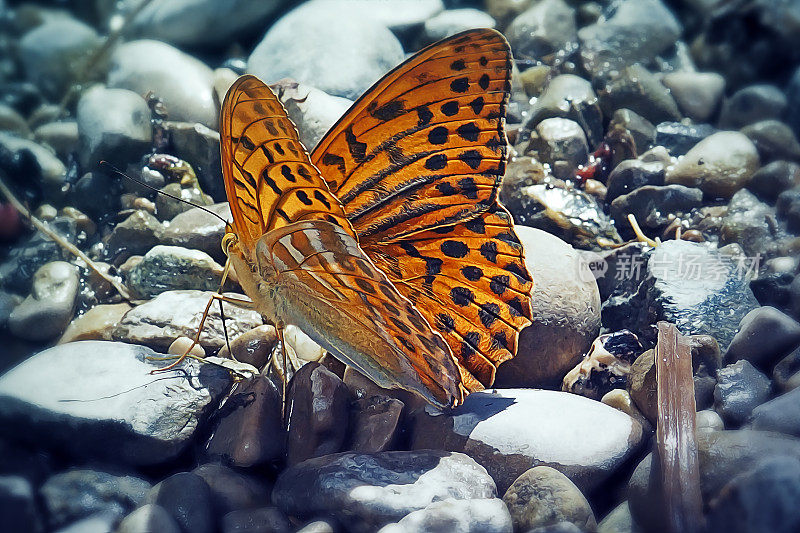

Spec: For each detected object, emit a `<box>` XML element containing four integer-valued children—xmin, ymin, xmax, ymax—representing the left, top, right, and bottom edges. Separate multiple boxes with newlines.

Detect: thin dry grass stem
<box><xmin>627</xmin><ymin>213</ymin><xmax>660</xmax><ymax>247</ymax></box>
<box><xmin>0</xmin><ymin>174</ymin><xmax>132</xmax><ymax>302</ymax></box>
<box><xmin>655</xmin><ymin>322</ymin><xmax>705</xmax><ymax>533</ymax></box>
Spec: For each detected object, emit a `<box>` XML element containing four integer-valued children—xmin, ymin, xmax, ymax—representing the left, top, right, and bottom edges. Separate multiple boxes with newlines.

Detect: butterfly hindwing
<box><xmin>220</xmin><ymin>75</ymin><xmax>354</xmax><ymax>252</ymax></box>
<box><xmin>310</xmin><ymin>29</ymin><xmax>533</xmax><ymax>389</ymax></box>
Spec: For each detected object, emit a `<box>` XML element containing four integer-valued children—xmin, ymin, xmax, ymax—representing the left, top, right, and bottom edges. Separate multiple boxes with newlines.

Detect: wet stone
<box><xmin>661</xmin><ymin>71</ymin><xmax>725</xmax><ymax>123</ymax></box>
<box><xmin>192</xmin><ymin>463</ymin><xmax>271</xmax><ymax>517</ymax></box>
<box><xmin>106</xmin><ymin>210</ymin><xmax>165</xmax><ymax>259</ymax></box>
<box><xmin>605</xmin><ymin>158</ymin><xmax>665</xmax><ymax>203</ymax></box>
<box><xmin>40</xmin><ymin>469</ymin><xmax>150</xmax><ymax>530</ymax></box>
<box><xmin>273</xmin><ymin>450</ymin><xmax>497</xmax><ymax>533</ymax></box>
<box><xmin>222</xmin><ymin>507</ymin><xmax>291</xmax><ymax>533</ymax></box>
<box><xmin>0</xmin><ymin>103</ymin><xmax>31</xmax><ymax>137</ymax></box>
<box><xmin>720</xmin><ymin>189</ymin><xmax>779</xmax><ymax>257</ymax></box>
<box><xmin>167</xmin><ymin>122</ymin><xmax>225</xmax><ymax>201</ymax></box>
<box><xmin>777</xmin><ymin>187</ymin><xmax>800</xmax><ymax>234</ymax></box>
<box><xmin>217</xmin><ymin>325</ymin><xmax>278</xmax><ymax>369</ymax></box>
<box><xmin>749</xmin><ymin>387</ymin><xmax>800</xmax><ymax>438</ymax></box>
<box><xmin>654</xmin><ymin>121</ymin><xmax>717</xmax><ymax>157</ymax></box>
<box><xmin>524</xmin><ymin>74</ymin><xmax>603</xmax><ymax>147</ymax></box>
<box><xmin>204</xmin><ymin>375</ymin><xmax>285</xmax><ymax>468</ymax></box>
<box><xmin>610</xmin><ymin>184</ymin><xmax>703</xmax><ymax>238</ymax></box>
<box><xmin>34</xmin><ymin>120</ymin><xmax>78</xmax><ymax>160</ymax></box>
<box><xmin>774</xmin><ymin>346</ymin><xmax>800</xmax><ymax>392</ymax></box>
<box><xmin>154</xmin><ymin>182</ymin><xmax>213</xmax><ymax>221</ymax></box>
<box><xmin>59</xmin><ymin>303</ymin><xmax>132</xmax><ymax>344</ymax></box>
<box><xmin>0</xmin><ymin>341</ymin><xmax>231</xmax><ymax>465</ymax></box>
<box><xmin>506</xmin><ymin>0</ymin><xmax>577</xmax><ymax>63</ymax></box>
<box><xmin>608</xmin><ymin>108</ymin><xmax>656</xmax><ymax>154</ymax></box>
<box><xmin>145</xmin><ymin>472</ymin><xmax>214</xmax><ymax>533</ymax></box>
<box><xmin>8</xmin><ymin>261</ymin><xmax>79</xmax><ymax>342</ymax></box>
<box><xmin>161</xmin><ymin>203</ymin><xmax>230</xmax><ymax>263</ymax></box>
<box><xmin>287</xmin><ymin>362</ymin><xmax>350</xmax><ymax>464</ymax></box>
<box><xmin>526</xmin><ymin>118</ymin><xmax>588</xmax><ymax>174</ymax></box>
<box><xmin>714</xmin><ymin>360</ymin><xmax>771</xmax><ymax>427</ymax></box>
<box><xmin>562</xmin><ymin>330</ymin><xmax>644</xmax><ymax>401</ymax></box>
<box><xmin>412</xmin><ymin>389</ymin><xmax>644</xmax><ymax>494</ymax></box>
<box><xmin>596</xmin><ymin>64</ymin><xmax>681</xmax><ymax>126</ymax></box>
<box><xmin>503</xmin><ymin>466</ymin><xmax>596</xmax><ymax>532</ymax></box>
<box><xmin>0</xmin><ymin>132</ymin><xmax>67</xmax><ymax>203</ymax></box>
<box><xmin>421</xmin><ymin>9</ymin><xmax>497</xmax><ymax>44</ymax></box>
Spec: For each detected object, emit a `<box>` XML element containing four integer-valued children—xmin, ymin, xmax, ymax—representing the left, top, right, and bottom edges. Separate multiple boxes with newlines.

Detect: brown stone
<box><xmin>628</xmin><ymin>349</ymin><xmax>657</xmax><ymax>424</ymax></box>
<box><xmin>348</xmin><ymin>395</ymin><xmax>404</xmax><ymax>453</ymax></box>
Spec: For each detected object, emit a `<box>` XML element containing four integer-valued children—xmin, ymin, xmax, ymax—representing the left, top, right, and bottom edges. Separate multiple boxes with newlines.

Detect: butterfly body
<box><xmin>220</xmin><ymin>29</ymin><xmax>533</xmax><ymax>409</ymax></box>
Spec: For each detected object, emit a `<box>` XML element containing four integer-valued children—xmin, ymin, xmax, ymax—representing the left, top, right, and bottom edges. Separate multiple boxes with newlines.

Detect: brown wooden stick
<box><xmin>655</xmin><ymin>321</ymin><xmax>705</xmax><ymax>533</ymax></box>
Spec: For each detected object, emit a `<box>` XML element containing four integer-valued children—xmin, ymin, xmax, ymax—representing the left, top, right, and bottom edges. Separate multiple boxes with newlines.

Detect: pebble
<box><xmin>654</xmin><ymin>121</ymin><xmax>717</xmax><ymax>157</ymax></box>
<box><xmin>108</xmin><ymin>40</ymin><xmax>217</xmax><ymax>128</ymax></box>
<box><xmin>106</xmin><ymin>210</ymin><xmax>165</xmax><ymax>258</ymax></box>
<box><xmin>221</xmin><ymin>507</ymin><xmax>291</xmax><ymax>533</ymax></box>
<box><xmin>287</xmin><ymin>362</ymin><xmax>350</xmax><ymax>464</ymax></box>
<box><xmin>706</xmin><ymin>456</ymin><xmax>800</xmax><ymax>533</ymax></box>
<box><xmin>577</xmin><ymin>0</ymin><xmax>680</xmax><ymax>76</ymax></box>
<box><xmin>127</xmin><ymin>0</ymin><xmax>284</xmax><ymax>47</ymax></box>
<box><xmin>154</xmin><ymin>182</ymin><xmax>213</xmax><ymax>221</ymax></box>
<box><xmin>608</xmin><ymin>108</ymin><xmax>656</xmax><ymax>154</ymax></box>
<box><xmin>247</xmin><ymin>1</ymin><xmax>405</xmax><ymax>100</ymax></box>
<box><xmin>494</xmin><ymin>227</ymin><xmax>600</xmax><ymax>389</ymax></box>
<box><xmin>59</xmin><ymin>302</ymin><xmax>132</xmax><ymax>343</ymax></box>
<box><xmin>76</xmin><ymin>86</ymin><xmax>152</xmax><ymax>170</ymax></box>
<box><xmin>0</xmin><ymin>476</ymin><xmax>40</xmax><ymax>533</ymax></box>
<box><xmin>563</xmin><ymin>330</ymin><xmax>644</xmax><ymax>401</ymax></box>
<box><xmin>412</xmin><ymin>389</ymin><xmax>644</xmax><ymax>494</ymax></box>
<box><xmin>725</xmin><ymin>306</ymin><xmax>800</xmax><ymax>369</ymax></box>
<box><xmin>720</xmin><ymin>189</ymin><xmax>778</xmax><ymax>257</ymax></box>
<box><xmin>34</xmin><ymin>120</ymin><xmax>78</xmax><ymax>160</ymax></box>
<box><xmin>71</xmin><ymin>171</ymin><xmax>118</xmax><ymax>218</ymax></box>
<box><xmin>273</xmin><ymin>80</ymin><xmax>353</xmax><ymax>152</ymax></box>
<box><xmin>774</xmin><ymin>346</ymin><xmax>800</xmax><ymax>392</ymax></box>
<box><xmin>53</xmin><ymin>510</ymin><xmax>120</xmax><ymax>533</ymax></box>
<box><xmin>596</xmin><ymin>501</ymin><xmax>632</xmax><ymax>533</ymax></box>
<box><xmin>167</xmin><ymin>336</ymin><xmax>205</xmax><ymax>357</ymax></box>
<box><xmin>525</xmin><ymin>74</ymin><xmax>603</xmax><ymax>147</ymax></box>
<box><xmin>204</xmin><ymin>375</ymin><xmax>285</xmax><ymax>467</ymax></box>
<box><xmin>18</xmin><ymin>17</ymin><xmax>102</xmax><ymax>99</ymax></box>
<box><xmin>527</xmin><ymin>118</ymin><xmax>588</xmax><ymax>173</ymax></box>
<box><xmin>506</xmin><ymin>0</ymin><xmax>577</xmax><ymax>62</ymax></box>
<box><xmin>284</xmin><ymin>324</ymin><xmax>326</xmax><ymax>362</ymax></box>
<box><xmin>145</xmin><ymin>472</ymin><xmax>214</xmax><ymax>533</ymax></box>
<box><xmin>697</xmin><ymin>409</ymin><xmax>725</xmax><ymax>432</ymax></box>
<box><xmin>9</xmin><ymin>261</ymin><xmax>79</xmax><ymax>342</ymax></box>
<box><xmin>0</xmin><ymin>341</ymin><xmax>231</xmax><ymax>465</ymax></box>
<box><xmin>217</xmin><ymin>324</ymin><xmax>277</xmax><ymax>369</ymax></box>
<box><xmin>348</xmin><ymin>395</ymin><xmax>404</xmax><ymax>453</ymax></box>
<box><xmin>0</xmin><ymin>81</ymin><xmax>42</xmax><ymax>116</ymax></box>
<box><xmin>40</xmin><ymin>469</ymin><xmax>150</xmax><ymax>530</ymax></box>
<box><xmin>273</xmin><ymin>450</ymin><xmax>497</xmax><ymax>533</ymax></box>
<box><xmin>609</xmin><ymin>184</ymin><xmax>703</xmax><ymax>237</ymax></box>
<box><xmin>117</xmin><ymin>504</ymin><xmax>181</xmax><ymax>533</ymax></box>
<box><xmin>166</xmin><ymin>122</ymin><xmax>224</xmax><ymax>200</ymax></box>
<box><xmin>125</xmin><ymin>245</ymin><xmax>227</xmax><ymax>299</ymax></box>
<box><xmin>112</xmin><ymin>290</ymin><xmax>262</xmax><ymax>352</ymax></box>
<box><xmin>714</xmin><ymin>360</ymin><xmax>772</xmax><ymax>426</ymax></box>
<box><xmin>719</xmin><ymin>84</ymin><xmax>787</xmax><ymax>129</ymax></box>
<box><xmin>741</xmin><ymin>120</ymin><xmax>800</xmax><ymax>163</ymax></box>
<box><xmin>667</xmin><ymin>131</ymin><xmax>761</xmax><ymax>198</ymax></box>
<box><xmin>747</xmin><ymin>160</ymin><xmax>800</xmax><ymax>203</ymax></box>
<box><xmin>0</xmin><ymin>132</ymin><xmax>67</xmax><ymax>203</ymax></box>
<box><xmin>627</xmin><ymin>349</ymin><xmax>657</xmax><ymax>424</ymax></box>
<box><xmin>192</xmin><ymin>463</ymin><xmax>271</xmax><ymax>516</ymax></box>
<box><xmin>777</xmin><ymin>187</ymin><xmax>800</xmax><ymax>234</ymax></box>
<box><xmin>503</xmin><ymin>466</ymin><xmax>596</xmax><ymax>532</ymax></box>
<box><xmin>604</xmin><ymin>157</ymin><xmax>665</xmax><ymax>203</ymax></box>
<box><xmin>378</xmin><ymin>498</ymin><xmax>513</xmax><ymax>533</ymax></box>
<box><xmin>421</xmin><ymin>9</ymin><xmax>497</xmax><ymax>44</ymax></box>
<box><xmin>0</xmin><ymin>103</ymin><xmax>31</xmax><ymax>137</ymax></box>
<box><xmin>596</xmin><ymin>64</ymin><xmax>681</xmax><ymax>125</ymax></box>
<box><xmin>661</xmin><ymin>71</ymin><xmax>725</xmax><ymax>123</ymax></box>
<box><xmin>749</xmin><ymin>386</ymin><xmax>800</xmax><ymax>438</ymax></box>
<box><xmin>161</xmin><ymin>202</ymin><xmax>230</xmax><ymax>263</ymax></box>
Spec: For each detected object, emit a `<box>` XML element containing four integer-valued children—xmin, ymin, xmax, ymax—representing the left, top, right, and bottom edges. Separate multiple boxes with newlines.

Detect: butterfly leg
<box><xmin>274</xmin><ymin>322</ymin><xmax>289</xmax><ymax>420</ymax></box>
<box><xmin>148</xmin><ymin>292</ymin><xmax>254</xmax><ymax>373</ymax></box>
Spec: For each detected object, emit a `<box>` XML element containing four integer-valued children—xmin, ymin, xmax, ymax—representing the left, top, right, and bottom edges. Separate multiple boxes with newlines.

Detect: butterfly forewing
<box><xmin>221</xmin><ymin>75</ymin><xmax>353</xmax><ymax>252</ymax></box>
<box><xmin>311</xmin><ymin>29</ymin><xmax>512</xmax><ymax>243</ymax></box>
<box><xmin>310</xmin><ymin>29</ymin><xmax>533</xmax><ymax>389</ymax></box>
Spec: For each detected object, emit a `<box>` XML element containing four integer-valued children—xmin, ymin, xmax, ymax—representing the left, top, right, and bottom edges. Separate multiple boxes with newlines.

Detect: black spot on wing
<box><xmin>451</xmin><ymin>286</ymin><xmax>474</xmax><ymax>306</ymax></box>
<box><xmin>479</xmin><ymin>302</ymin><xmax>500</xmax><ymax>328</ymax></box>
<box><xmin>457</xmin><ymin>122</ymin><xmax>481</xmax><ymax>142</ymax></box>
<box><xmin>354</xmin><ymin>277</ymin><xmax>376</xmax><ymax>294</ymax></box>
<box><xmin>345</xmin><ymin>126</ymin><xmax>367</xmax><ymax>163</ymax></box>
<box><xmin>441</xmin><ymin>240</ymin><xmax>469</xmax><ymax>258</ymax></box>
<box><xmin>296</xmin><ymin>190</ymin><xmax>313</xmax><ymax>206</ymax></box>
<box><xmin>490</xmin><ymin>275</ymin><xmax>509</xmax><ymax>296</ymax></box>
<box><xmin>480</xmin><ymin>241</ymin><xmax>498</xmax><ymax>262</ymax></box>
<box><xmin>458</xmin><ymin>177</ymin><xmax>478</xmax><ymax>199</ymax></box>
<box><xmin>441</xmin><ymin>101</ymin><xmax>459</xmax><ymax>116</ymax></box>
<box><xmin>417</xmin><ymin>105</ymin><xmax>433</xmax><ymax>126</ymax></box>
<box><xmin>450</xmin><ymin>59</ymin><xmax>466</xmax><ymax>71</ymax></box>
<box><xmin>478</xmin><ymin>73</ymin><xmax>490</xmax><ymax>90</ymax></box>
<box><xmin>450</xmin><ymin>77</ymin><xmax>469</xmax><ymax>93</ymax></box>
<box><xmin>425</xmin><ymin>154</ymin><xmax>447</xmax><ymax>171</ymax></box>
<box><xmin>461</xmin><ymin>265</ymin><xmax>483</xmax><ymax>281</ymax></box>
<box><xmin>459</xmin><ymin>150</ymin><xmax>483</xmax><ymax>170</ymax></box>
<box><xmin>369</xmin><ymin>100</ymin><xmax>406</xmax><ymax>121</ymax></box>
<box><xmin>321</xmin><ymin>153</ymin><xmax>346</xmax><ymax>174</ymax></box>
<box><xmin>428</xmin><ymin>126</ymin><xmax>449</xmax><ymax>145</ymax></box>
<box><xmin>436</xmin><ymin>313</ymin><xmax>455</xmax><ymax>333</ymax></box>
<box><xmin>470</xmin><ymin>96</ymin><xmax>484</xmax><ymax>115</ymax></box>
<box><xmin>281</xmin><ymin>164</ymin><xmax>295</xmax><ymax>182</ymax></box>
<box><xmin>464</xmin><ymin>217</ymin><xmax>485</xmax><ymax>234</ymax></box>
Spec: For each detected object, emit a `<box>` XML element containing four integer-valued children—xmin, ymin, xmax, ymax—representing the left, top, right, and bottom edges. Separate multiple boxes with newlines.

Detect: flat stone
<box><xmin>610</xmin><ymin>184</ymin><xmax>703</xmax><ymax>237</ymax></box>
<box><xmin>421</xmin><ymin>9</ymin><xmax>497</xmax><ymax>44</ymax></box>
<box><xmin>741</xmin><ymin>120</ymin><xmax>800</xmax><ymax>164</ymax></box>
<box><xmin>126</xmin><ymin>245</ymin><xmax>227</xmax><ymax>299</ymax></box>
<box><xmin>0</xmin><ymin>341</ymin><xmax>231</xmax><ymax>465</ymax></box>
<box><xmin>0</xmin><ymin>132</ymin><xmax>66</xmax><ymax>203</ymax></box>
<box><xmin>161</xmin><ymin>202</ymin><xmax>230</xmax><ymax>263</ymax></box>
<box><xmin>273</xmin><ymin>450</ymin><xmax>496</xmax><ymax>533</ymax></box>
<box><xmin>34</xmin><ymin>120</ymin><xmax>78</xmax><ymax>159</ymax></box>
<box><xmin>411</xmin><ymin>389</ymin><xmax>644</xmax><ymax>493</ymax></box>
<box><xmin>9</xmin><ymin>260</ymin><xmax>79</xmax><ymax>342</ymax></box>
<box><xmin>106</xmin><ymin>210</ymin><xmax>165</xmax><ymax>258</ymax></box>
<box><xmin>654</xmin><ymin>121</ymin><xmax>717</xmax><ymax>157</ymax></box>
<box><xmin>719</xmin><ymin>84</ymin><xmax>787</xmax><ymax>130</ymax></box>
<box><xmin>112</xmin><ymin>290</ymin><xmax>263</xmax><ymax>351</ymax></box>
<box><xmin>774</xmin><ymin>346</ymin><xmax>800</xmax><ymax>392</ymax></box>
<box><xmin>59</xmin><ymin>303</ymin><xmax>132</xmax><ymax>344</ymax></box>
<box><xmin>348</xmin><ymin>395</ymin><xmax>404</xmax><ymax>453</ymax></box>
<box><xmin>524</xmin><ymin>74</ymin><xmax>603</xmax><ymax>147</ymax></box>
<box><xmin>605</xmin><ymin>158</ymin><xmax>665</xmax><ymax>203</ymax></box>
<box><xmin>596</xmin><ymin>64</ymin><xmax>681</xmax><ymax>125</ymax></box>
<box><xmin>747</xmin><ymin>160</ymin><xmax>800</xmax><ymax>203</ymax></box>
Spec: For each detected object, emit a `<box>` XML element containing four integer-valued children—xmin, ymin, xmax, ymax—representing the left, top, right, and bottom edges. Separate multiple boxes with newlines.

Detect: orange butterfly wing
<box><xmin>311</xmin><ymin>29</ymin><xmax>533</xmax><ymax>391</ymax></box>
<box><xmin>220</xmin><ymin>76</ymin><xmax>464</xmax><ymax>407</ymax></box>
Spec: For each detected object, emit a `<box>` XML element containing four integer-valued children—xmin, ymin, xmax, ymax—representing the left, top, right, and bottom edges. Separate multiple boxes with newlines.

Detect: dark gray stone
<box><xmin>777</xmin><ymin>187</ymin><xmax>800</xmax><ymax>234</ymax></box>
<box><xmin>145</xmin><ymin>473</ymin><xmax>213</xmax><ymax>533</ymax></box>
<box><xmin>221</xmin><ymin>507</ymin><xmax>291</xmax><ymax>533</ymax></box>
<box><xmin>40</xmin><ymin>469</ymin><xmax>149</xmax><ymax>530</ymax></box>
<box><xmin>596</xmin><ymin>64</ymin><xmax>681</xmax><ymax>125</ymax></box>
<box><xmin>0</xmin><ymin>476</ymin><xmax>40</xmax><ymax>533</ymax></box>
<box><xmin>161</xmin><ymin>203</ymin><xmax>230</xmax><ymax>263</ymax></box>
<box><xmin>506</xmin><ymin>0</ymin><xmax>577</xmax><ymax>63</ymax></box>
<box><xmin>714</xmin><ymin>360</ymin><xmax>771</xmax><ymax>427</ymax></box>
<box><xmin>605</xmin><ymin>158</ymin><xmax>665</xmax><ymax>203</ymax></box>
<box><xmin>348</xmin><ymin>395</ymin><xmax>404</xmax><ymax>453</ymax></box>
<box><xmin>126</xmin><ymin>245</ymin><xmax>226</xmax><ymax>299</ymax></box>
<box><xmin>0</xmin><ymin>341</ymin><xmax>231</xmax><ymax>465</ymax></box>
<box><xmin>748</xmin><ymin>161</ymin><xmax>800</xmax><ymax>203</ymax></box>
<box><xmin>750</xmin><ymin>387</ymin><xmax>800</xmax><ymax>438</ymax></box>
<box><xmin>610</xmin><ymin>184</ymin><xmax>703</xmax><ymax>237</ymax></box>
<box><xmin>273</xmin><ymin>451</ymin><xmax>497</xmax><ymax>533</ymax></box>
<box><xmin>654</xmin><ymin>121</ymin><xmax>717</xmax><ymax>157</ymax></box>
<box><xmin>725</xmin><ymin>306</ymin><xmax>800</xmax><ymax>369</ymax></box>
<box><xmin>741</xmin><ymin>120</ymin><xmax>800</xmax><ymax>163</ymax></box>
<box><xmin>192</xmin><ymin>463</ymin><xmax>271</xmax><ymax>516</ymax></box>
<box><xmin>720</xmin><ymin>84</ymin><xmax>787</xmax><ymax>130</ymax></box>
<box><xmin>608</xmin><ymin>108</ymin><xmax>656</xmax><ymax>154</ymax></box>
<box><xmin>707</xmin><ymin>456</ymin><xmax>800</xmax><ymax>533</ymax></box>
<box><xmin>524</xmin><ymin>74</ymin><xmax>603</xmax><ymax>147</ymax></box>
<box><xmin>720</xmin><ymin>189</ymin><xmax>779</xmax><ymax>257</ymax></box>
<box><xmin>774</xmin><ymin>346</ymin><xmax>800</xmax><ymax>392</ymax></box>
<box><xmin>106</xmin><ymin>210</ymin><xmax>165</xmax><ymax>258</ymax></box>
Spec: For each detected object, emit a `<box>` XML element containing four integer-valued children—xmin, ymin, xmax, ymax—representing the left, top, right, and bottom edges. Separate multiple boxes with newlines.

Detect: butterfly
<box><xmin>219</xmin><ymin>29</ymin><xmax>533</xmax><ymax>409</ymax></box>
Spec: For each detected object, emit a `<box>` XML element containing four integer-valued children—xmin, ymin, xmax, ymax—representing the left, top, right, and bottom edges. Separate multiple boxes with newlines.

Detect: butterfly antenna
<box><xmin>100</xmin><ymin>161</ymin><xmax>230</xmax><ymax>225</ymax></box>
